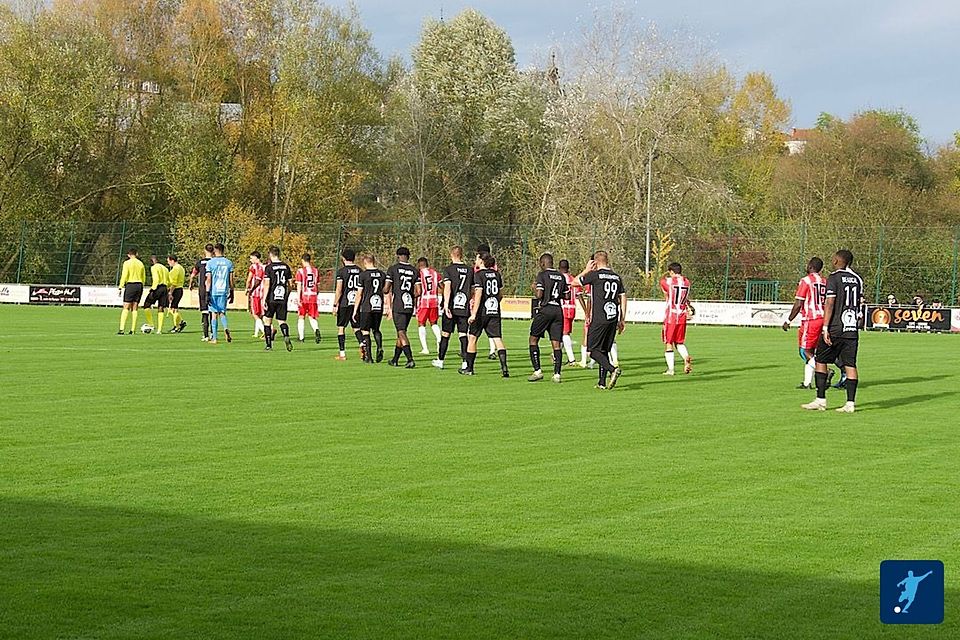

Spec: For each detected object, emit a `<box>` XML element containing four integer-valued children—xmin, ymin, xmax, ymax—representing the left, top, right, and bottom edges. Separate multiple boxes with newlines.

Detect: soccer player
<box><xmin>660</xmin><ymin>262</ymin><xmax>694</xmax><ymax>375</ymax></box>
<box><xmin>528</xmin><ymin>253</ymin><xmax>568</xmax><ymax>383</ymax></box>
<box><xmin>433</xmin><ymin>246</ymin><xmax>472</xmax><ymax>370</ymax></box>
<box><xmin>803</xmin><ymin>249</ymin><xmax>864</xmax><ymax>413</ymax></box>
<box><xmin>782</xmin><ymin>257</ymin><xmax>826</xmax><ymax>389</ymax></box>
<box><xmin>352</xmin><ymin>253</ymin><xmax>386</xmax><ymax>363</ymax></box>
<box><xmin>416</xmin><ymin>256</ymin><xmax>442</xmax><ymax>354</ymax></box>
<box><xmin>166</xmin><ymin>255</ymin><xmax>187</xmax><ymax>333</ymax></box>
<box><xmin>141</xmin><ymin>255</ymin><xmax>169</xmax><ymax>334</ymax></box>
<box><xmin>295</xmin><ymin>253</ymin><xmax>322</xmax><ymax>344</ymax></box>
<box><xmin>117</xmin><ymin>247</ymin><xmax>145</xmax><ymax>335</ymax></box>
<box><xmin>204</xmin><ymin>243</ymin><xmax>234</xmax><ymax>344</ymax></box>
<box><xmin>246</xmin><ymin>251</ymin><xmax>265</xmax><ymax>338</ymax></box>
<box><xmin>332</xmin><ymin>248</ymin><xmax>362</xmax><ymax>360</ymax></box>
<box><xmin>461</xmin><ymin>252</ymin><xmax>509</xmax><ymax>377</ymax></box>
<box><xmin>188</xmin><ymin>243</ymin><xmax>214</xmax><ymax>341</ymax></box>
<box><xmin>385</xmin><ymin>246</ymin><xmax>421</xmax><ymax>368</ymax></box>
<box><xmin>476</xmin><ymin>243</ymin><xmax>499</xmax><ymax>361</ymax></box>
<box><xmin>262</xmin><ymin>245</ymin><xmax>294</xmax><ymax>352</ymax></box>
<box><xmin>558</xmin><ymin>259</ymin><xmax>580</xmax><ymax>366</ymax></box>
<box><xmin>574</xmin><ymin>252</ymin><xmax>625</xmax><ymax>389</ymax></box>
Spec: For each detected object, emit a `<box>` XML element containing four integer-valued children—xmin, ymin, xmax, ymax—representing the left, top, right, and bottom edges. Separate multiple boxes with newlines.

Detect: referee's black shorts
<box><xmin>122</xmin><ymin>283</ymin><xmax>143</xmax><ymax>304</ymax></box>
<box><xmin>170</xmin><ymin>287</ymin><xmax>183</xmax><ymax>309</ymax></box>
<box><xmin>143</xmin><ymin>285</ymin><xmax>168</xmax><ymax>309</ymax></box>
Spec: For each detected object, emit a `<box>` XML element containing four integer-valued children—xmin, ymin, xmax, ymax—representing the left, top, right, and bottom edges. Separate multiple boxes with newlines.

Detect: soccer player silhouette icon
<box><xmin>897</xmin><ymin>570</ymin><xmax>933</xmax><ymax>613</ymax></box>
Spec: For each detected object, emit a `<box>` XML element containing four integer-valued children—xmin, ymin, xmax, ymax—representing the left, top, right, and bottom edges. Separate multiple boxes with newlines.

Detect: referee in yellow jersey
<box><xmin>118</xmin><ymin>247</ymin><xmax>145</xmax><ymax>334</ymax></box>
<box><xmin>166</xmin><ymin>255</ymin><xmax>187</xmax><ymax>333</ymax></box>
<box><xmin>142</xmin><ymin>255</ymin><xmax>170</xmax><ymax>334</ymax></box>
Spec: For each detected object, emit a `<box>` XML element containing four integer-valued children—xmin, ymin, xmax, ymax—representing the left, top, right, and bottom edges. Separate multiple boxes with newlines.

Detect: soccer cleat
<box><xmin>458</xmin><ymin>368</ymin><xmax>474</xmax><ymax>376</ymax></box>
<box><xmin>796</xmin><ymin>383</ymin><xmax>812</xmax><ymax>390</ymax></box>
<box><xmin>315</xmin><ymin>329</ymin><xmax>322</xmax><ymax>343</ymax></box>
<box><xmin>265</xmin><ymin>344</ymin><xmax>272</xmax><ymax>351</ymax></box>
<box><xmin>359</xmin><ymin>345</ymin><xmax>367</xmax><ymax>360</ymax></box>
<box><xmin>836</xmin><ymin>402</ymin><xmax>856</xmax><ymax>413</ymax></box>
<box><xmin>826</xmin><ymin>369</ymin><xmax>836</xmax><ymax>387</ymax></box>
<box><xmin>334</xmin><ymin>354</ymin><xmax>347</xmax><ymax>361</ymax></box>
<box><xmin>298</xmin><ymin>338</ymin><xmax>304</xmax><ymax>343</ymax></box>
<box><xmin>566</xmin><ymin>360</ymin><xmax>579</xmax><ymax>368</ymax></box>
<box><xmin>224</xmin><ymin>329</ymin><xmax>232</xmax><ymax>343</ymax></box>
<box><xmin>595</xmin><ymin>384</ymin><xmax>608</xmax><ymax>390</ymax></box>
<box><xmin>487</xmin><ymin>352</ymin><xmax>498</xmax><ymax>360</ymax></box>
<box><xmin>179</xmin><ymin>321</ymin><xmax>187</xmax><ymax>332</ymax></box>
<box><xmin>419</xmin><ymin>349</ymin><xmax>430</xmax><ymax>355</ymax></box>
<box><xmin>801</xmin><ymin>399</ymin><xmax>827</xmax><ymax>411</ymax></box>
<box><xmin>431</xmin><ymin>359</ymin><xmax>444</xmax><ymax>369</ymax></box>
<box><xmin>284</xmin><ymin>335</ymin><xmax>293</xmax><ymax>352</ymax></box>
<box><xmin>405</xmin><ymin>360</ymin><xmax>416</xmax><ymax>369</ymax></box>
<box><xmin>552</xmin><ymin>374</ymin><xmax>562</xmax><ymax>384</ymax></box>
<box><xmin>387</xmin><ymin>359</ymin><xmax>399</xmax><ymax>367</ymax></box>
<box><xmin>209</xmin><ymin>339</ymin><xmax>218</xmax><ymax>345</ymax></box>
<box><xmin>128</xmin><ymin>331</ymin><xmax>134</xmax><ymax>335</ymax></box>
<box><xmin>201</xmin><ymin>336</ymin><xmax>209</xmax><ymax>342</ymax></box>
<box><xmin>834</xmin><ymin>377</ymin><xmax>848</xmax><ymax>390</ymax></box>
<box><xmin>501</xmin><ymin>370</ymin><xmax>510</xmax><ymax>378</ymax></box>
<box><xmin>376</xmin><ymin>349</ymin><xmax>384</xmax><ymax>363</ymax></box>
<box><xmin>460</xmin><ymin>361</ymin><xmax>469</xmax><ymax>370</ymax></box>
<box><xmin>683</xmin><ymin>357</ymin><xmax>693</xmax><ymax>374</ymax></box>
<box><xmin>528</xmin><ymin>370</ymin><xmax>544</xmax><ymax>383</ymax></box>
<box><xmin>608</xmin><ymin>367</ymin><xmax>623</xmax><ymax>389</ymax></box>
<box><xmin>116</xmin><ymin>330</ymin><xmax>124</xmax><ymax>335</ymax></box>
<box><xmin>662</xmin><ymin>369</ymin><xmax>675</xmax><ymax>376</ymax></box>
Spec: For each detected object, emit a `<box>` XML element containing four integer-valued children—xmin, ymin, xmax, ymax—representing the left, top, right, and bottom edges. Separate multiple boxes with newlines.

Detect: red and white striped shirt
<box><xmin>418</xmin><ymin>267</ymin><xmax>440</xmax><ymax>309</ymax></box>
<box><xmin>248</xmin><ymin>262</ymin><xmax>264</xmax><ymax>298</ymax></box>
<box><xmin>296</xmin><ymin>265</ymin><xmax>319</xmax><ymax>301</ymax></box>
<box><xmin>562</xmin><ymin>272</ymin><xmax>580</xmax><ymax>318</ymax></box>
<box><xmin>660</xmin><ymin>275</ymin><xmax>691</xmax><ymax>323</ymax></box>
<box><xmin>795</xmin><ymin>273</ymin><xmax>826</xmax><ymax>321</ymax></box>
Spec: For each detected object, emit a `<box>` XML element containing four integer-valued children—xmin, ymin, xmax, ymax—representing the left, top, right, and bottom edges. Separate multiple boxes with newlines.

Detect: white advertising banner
<box><xmin>80</xmin><ymin>286</ymin><xmax>124</xmax><ymax>307</ymax></box>
<box><xmin>952</xmin><ymin>309</ymin><xmax>960</xmax><ymax>333</ymax></box>
<box><xmin>0</xmin><ymin>284</ymin><xmax>29</xmax><ymax>304</ymax></box>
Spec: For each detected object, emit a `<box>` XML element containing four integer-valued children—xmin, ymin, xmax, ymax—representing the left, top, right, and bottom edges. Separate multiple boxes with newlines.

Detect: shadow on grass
<box><xmin>864</xmin><ymin>391</ymin><xmax>958</xmax><ymax>410</ymax></box>
<box><xmin>864</xmin><ymin>374</ymin><xmax>954</xmax><ymax>388</ymax></box>
<box><xmin>2</xmin><ymin>499</ymin><xmax>952</xmax><ymax>639</ymax></box>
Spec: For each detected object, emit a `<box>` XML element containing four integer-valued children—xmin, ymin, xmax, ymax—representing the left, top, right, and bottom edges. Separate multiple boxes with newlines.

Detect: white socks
<box><xmin>804</xmin><ymin>358</ymin><xmax>816</xmax><ymax>386</ymax></box>
<box><xmin>431</xmin><ymin>323</ymin><xmax>441</xmax><ymax>347</ymax></box>
<box><xmin>309</xmin><ymin>317</ymin><xmax>319</xmax><ymax>332</ymax></box>
<box><xmin>254</xmin><ymin>317</ymin><xmax>264</xmax><ymax>336</ymax></box>
<box><xmin>676</xmin><ymin>344</ymin><xmax>689</xmax><ymax>361</ymax></box>
<box><xmin>610</xmin><ymin>342</ymin><xmax>619</xmax><ymax>367</ymax></box>
<box><xmin>562</xmin><ymin>335</ymin><xmax>575</xmax><ymax>362</ymax></box>
<box><xmin>488</xmin><ymin>337</ymin><xmax>496</xmax><ymax>355</ymax></box>
<box><xmin>580</xmin><ymin>345</ymin><xmax>588</xmax><ymax>366</ymax></box>
<box><xmin>418</xmin><ymin>325</ymin><xmax>428</xmax><ymax>352</ymax></box>
<box><xmin>297</xmin><ymin>317</ymin><xmax>305</xmax><ymax>340</ymax></box>
<box><xmin>665</xmin><ymin>350</ymin><xmax>675</xmax><ymax>373</ymax></box>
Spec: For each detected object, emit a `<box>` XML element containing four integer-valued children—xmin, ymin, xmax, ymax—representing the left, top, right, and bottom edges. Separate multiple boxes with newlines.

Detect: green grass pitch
<box><xmin>1</xmin><ymin>305</ymin><xmax>957</xmax><ymax>639</ymax></box>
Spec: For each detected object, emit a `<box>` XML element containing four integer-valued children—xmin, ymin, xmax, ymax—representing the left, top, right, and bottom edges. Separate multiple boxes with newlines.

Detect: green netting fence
<box><xmin>1</xmin><ymin>220</ymin><xmax>957</xmax><ymax>304</ymax></box>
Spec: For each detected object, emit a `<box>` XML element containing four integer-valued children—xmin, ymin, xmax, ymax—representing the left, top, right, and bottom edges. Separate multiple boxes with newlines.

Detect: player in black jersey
<box><xmin>528</xmin><ymin>253</ymin><xmax>568</xmax><ymax>383</ymax></box>
<box><xmin>803</xmin><ymin>249</ymin><xmax>865</xmax><ymax>413</ymax></box>
<box><xmin>332</xmin><ymin>248</ymin><xmax>363</xmax><ymax>360</ymax></box>
<box><xmin>433</xmin><ymin>246</ymin><xmax>472</xmax><ymax>370</ymax></box>
<box><xmin>352</xmin><ymin>253</ymin><xmax>386</xmax><ymax>363</ymax></box>
<box><xmin>385</xmin><ymin>246</ymin><xmax>421</xmax><ymax>368</ymax></box>
<box><xmin>460</xmin><ymin>252</ymin><xmax>509</xmax><ymax>377</ymax></box>
<box><xmin>188</xmin><ymin>243</ymin><xmax>214</xmax><ymax>341</ymax></box>
<box><xmin>262</xmin><ymin>245</ymin><xmax>294</xmax><ymax>352</ymax></box>
<box><xmin>574</xmin><ymin>251</ymin><xmax>626</xmax><ymax>389</ymax></box>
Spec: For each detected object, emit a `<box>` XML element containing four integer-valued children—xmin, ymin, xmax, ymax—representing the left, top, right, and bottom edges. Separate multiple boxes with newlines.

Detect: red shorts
<box><xmin>250</xmin><ymin>294</ymin><xmax>263</xmax><ymax>316</ymax></box>
<box><xmin>662</xmin><ymin>318</ymin><xmax>687</xmax><ymax>345</ymax></box>
<box><xmin>417</xmin><ymin>306</ymin><xmax>439</xmax><ymax>324</ymax></box>
<box><xmin>562</xmin><ymin>315</ymin><xmax>574</xmax><ymax>335</ymax></box>
<box><xmin>799</xmin><ymin>318</ymin><xmax>823</xmax><ymax>350</ymax></box>
<box><xmin>298</xmin><ymin>299</ymin><xmax>318</xmax><ymax>319</ymax></box>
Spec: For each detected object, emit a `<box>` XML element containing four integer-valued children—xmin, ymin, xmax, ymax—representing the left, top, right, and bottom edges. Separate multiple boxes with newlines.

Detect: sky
<box><xmin>329</xmin><ymin>0</ymin><xmax>959</xmax><ymax>147</ymax></box>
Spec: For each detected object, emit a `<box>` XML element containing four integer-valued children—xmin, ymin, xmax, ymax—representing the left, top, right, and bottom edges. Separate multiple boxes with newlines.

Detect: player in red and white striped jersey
<box><xmin>246</xmin><ymin>251</ymin><xmax>265</xmax><ymax>338</ymax></box>
<box><xmin>660</xmin><ymin>263</ymin><xmax>694</xmax><ymax>375</ymax></box>
<box><xmin>558</xmin><ymin>260</ymin><xmax>581</xmax><ymax>365</ymax></box>
<box><xmin>294</xmin><ymin>254</ymin><xmax>322</xmax><ymax>344</ymax></box>
<box><xmin>415</xmin><ymin>257</ymin><xmax>442</xmax><ymax>354</ymax></box>
<box><xmin>782</xmin><ymin>257</ymin><xmax>827</xmax><ymax>389</ymax></box>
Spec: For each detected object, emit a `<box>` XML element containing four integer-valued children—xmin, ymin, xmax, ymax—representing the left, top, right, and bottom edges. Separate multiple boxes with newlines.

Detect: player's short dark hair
<box><xmin>302</xmin><ymin>253</ymin><xmax>311</xmax><ymax>262</ymax></box>
<box><xmin>417</xmin><ymin>257</ymin><xmax>429</xmax><ymax>267</ymax></box>
<box><xmin>539</xmin><ymin>252</ymin><xmax>554</xmax><ymax>268</ymax></box>
<box><xmin>836</xmin><ymin>249</ymin><xmax>854</xmax><ymax>267</ymax></box>
<box><xmin>477</xmin><ymin>243</ymin><xmax>491</xmax><ymax>255</ymax></box>
<box><xmin>250</xmin><ymin>251</ymin><xmax>261</xmax><ymax>259</ymax></box>
<box><xmin>558</xmin><ymin>259</ymin><xmax>570</xmax><ymax>272</ymax></box>
<box><xmin>482</xmin><ymin>253</ymin><xmax>496</xmax><ymax>269</ymax></box>
<box><xmin>214</xmin><ymin>243</ymin><xmax>225</xmax><ymax>254</ymax></box>
<box><xmin>268</xmin><ymin>245</ymin><xmax>280</xmax><ymax>257</ymax></box>
<box><xmin>167</xmin><ymin>254</ymin><xmax>177</xmax><ymax>262</ymax></box>
<box><xmin>451</xmin><ymin>246</ymin><xmax>464</xmax><ymax>260</ymax></box>
<box><xmin>205</xmin><ymin>243</ymin><xmax>215</xmax><ymax>253</ymax></box>
<box><xmin>808</xmin><ymin>257</ymin><xmax>823</xmax><ymax>273</ymax></box>
<box><xmin>127</xmin><ymin>247</ymin><xmax>138</xmax><ymax>256</ymax></box>
<box><xmin>396</xmin><ymin>246</ymin><xmax>410</xmax><ymax>258</ymax></box>
<box><xmin>150</xmin><ymin>254</ymin><xmax>159</xmax><ymax>263</ymax></box>
<box><xmin>342</xmin><ymin>248</ymin><xmax>356</xmax><ymax>261</ymax></box>
<box><xmin>668</xmin><ymin>262</ymin><xmax>682</xmax><ymax>274</ymax></box>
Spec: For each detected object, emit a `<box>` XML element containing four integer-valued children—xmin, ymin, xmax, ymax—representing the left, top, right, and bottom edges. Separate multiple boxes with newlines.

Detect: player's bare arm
<box><xmin>783</xmin><ymin>298</ymin><xmax>804</xmax><ymax>331</ymax></box>
<box><xmin>468</xmin><ymin>287</ymin><xmax>482</xmax><ymax>323</ymax></box>
<box><xmin>443</xmin><ymin>281</ymin><xmax>452</xmax><ymax>317</ymax></box>
<box><xmin>353</xmin><ymin>286</ymin><xmax>364</xmax><ymax>320</ymax></box>
<box><xmin>822</xmin><ymin>296</ymin><xmax>835</xmax><ymax>346</ymax></box>
<box><xmin>617</xmin><ymin>293</ymin><xmax>627</xmax><ymax>333</ymax></box>
<box><xmin>333</xmin><ymin>281</ymin><xmax>343</xmax><ymax>312</ymax></box>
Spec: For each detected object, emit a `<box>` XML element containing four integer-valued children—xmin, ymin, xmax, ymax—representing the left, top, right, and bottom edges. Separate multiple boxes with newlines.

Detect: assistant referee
<box><xmin>118</xmin><ymin>247</ymin><xmax>145</xmax><ymax>335</ymax></box>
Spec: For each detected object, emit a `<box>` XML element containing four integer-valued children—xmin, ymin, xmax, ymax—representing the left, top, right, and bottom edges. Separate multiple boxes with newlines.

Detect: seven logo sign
<box><xmin>880</xmin><ymin>560</ymin><xmax>944</xmax><ymax>624</ymax></box>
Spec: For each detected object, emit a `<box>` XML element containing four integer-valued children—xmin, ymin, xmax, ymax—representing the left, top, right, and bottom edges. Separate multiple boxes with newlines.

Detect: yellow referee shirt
<box><xmin>119</xmin><ymin>257</ymin><xmax>145</xmax><ymax>287</ymax></box>
<box><xmin>150</xmin><ymin>262</ymin><xmax>169</xmax><ymax>290</ymax></box>
<box><xmin>168</xmin><ymin>263</ymin><xmax>186</xmax><ymax>289</ymax></box>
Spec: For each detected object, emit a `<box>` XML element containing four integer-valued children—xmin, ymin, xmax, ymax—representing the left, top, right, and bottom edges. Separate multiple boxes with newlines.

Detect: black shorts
<box><xmin>122</xmin><ymin>283</ymin><xmax>143</xmax><ymax>304</ymax></box>
<box><xmin>337</xmin><ymin>306</ymin><xmax>358</xmax><ymax>329</ymax></box>
<box><xmin>393</xmin><ymin>311</ymin><xmax>413</xmax><ymax>332</ymax></box>
<box><xmin>359</xmin><ymin>311</ymin><xmax>383</xmax><ymax>332</ymax></box>
<box><xmin>143</xmin><ymin>285</ymin><xmax>168</xmax><ymax>309</ymax></box>
<box><xmin>815</xmin><ymin>335</ymin><xmax>859</xmax><ymax>368</ymax></box>
<box><xmin>170</xmin><ymin>287</ymin><xmax>183</xmax><ymax>309</ymax></box>
<box><xmin>587</xmin><ymin>321</ymin><xmax>617</xmax><ymax>353</ymax></box>
<box><xmin>198</xmin><ymin>290</ymin><xmax>209</xmax><ymax>312</ymax></box>
<box><xmin>265</xmin><ymin>299</ymin><xmax>288</xmax><ymax>321</ymax></box>
<box><xmin>530</xmin><ymin>305</ymin><xmax>563</xmax><ymax>342</ymax></box>
<box><xmin>442</xmin><ymin>314</ymin><xmax>470</xmax><ymax>335</ymax></box>
<box><xmin>469</xmin><ymin>314</ymin><xmax>502</xmax><ymax>339</ymax></box>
